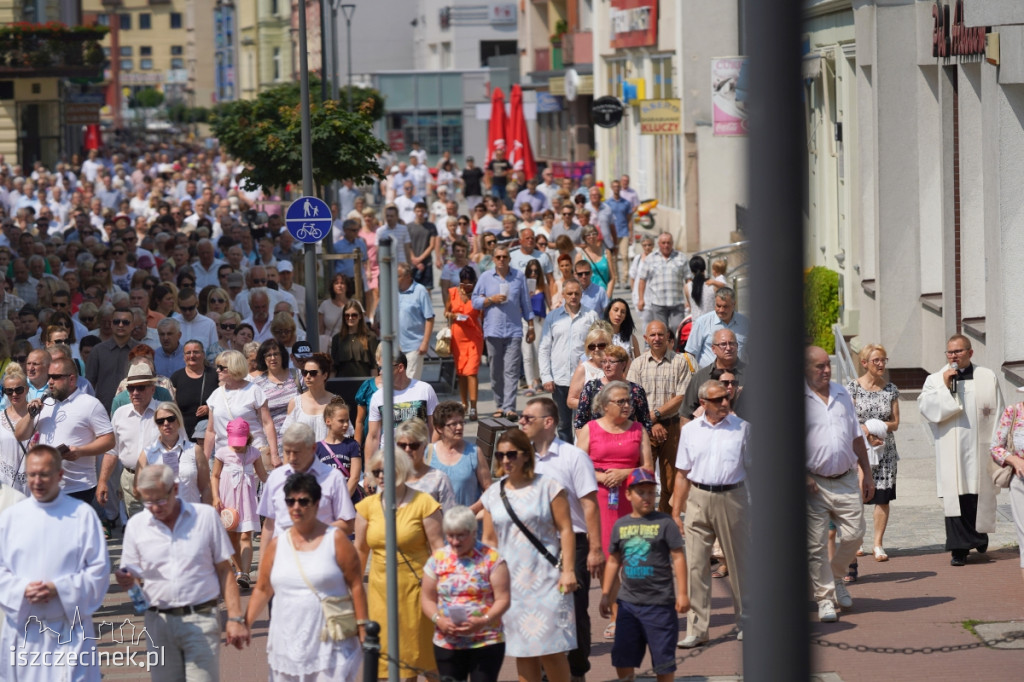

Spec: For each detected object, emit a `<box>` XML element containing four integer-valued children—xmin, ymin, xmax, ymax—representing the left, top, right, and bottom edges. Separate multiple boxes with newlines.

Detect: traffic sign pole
<box><xmin>296</xmin><ymin>3</ymin><xmax>319</xmax><ymax>353</ymax></box>
<box><xmin>285</xmin><ymin>196</ymin><xmax>333</xmax><ymax>354</ymax></box>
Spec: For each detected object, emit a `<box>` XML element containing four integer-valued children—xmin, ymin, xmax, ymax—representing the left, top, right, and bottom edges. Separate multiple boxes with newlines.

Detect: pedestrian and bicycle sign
<box><xmin>285</xmin><ymin>196</ymin><xmax>332</xmax><ymax>243</ymax></box>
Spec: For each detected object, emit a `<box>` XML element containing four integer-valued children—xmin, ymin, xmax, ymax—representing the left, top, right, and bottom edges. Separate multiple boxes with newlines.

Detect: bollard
<box><xmin>362</xmin><ymin>620</ymin><xmax>381</xmax><ymax>682</ymax></box>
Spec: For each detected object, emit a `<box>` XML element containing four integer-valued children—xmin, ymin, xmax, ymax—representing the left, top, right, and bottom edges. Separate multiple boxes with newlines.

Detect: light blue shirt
<box><xmin>580</xmin><ymin>282</ymin><xmax>608</xmax><ymax>316</ymax></box>
<box><xmin>684</xmin><ymin>309</ymin><xmax>751</xmax><ymax>367</ymax></box>
<box><xmin>509</xmin><ymin>247</ymin><xmax>553</xmax><ymax>275</ymax></box>
<box><xmin>153</xmin><ymin>344</ymin><xmax>185</xmax><ymax>378</ymax></box>
<box><xmin>539</xmin><ymin>305</ymin><xmax>599</xmax><ymax>385</ymax></box>
<box><xmin>332</xmin><ymin>237</ymin><xmax>368</xmax><ymax>278</ymax></box>
<box><xmin>398</xmin><ymin>281</ymin><xmax>435</xmax><ymax>353</ymax></box>
<box><xmin>471</xmin><ymin>267</ymin><xmax>534</xmax><ymax>339</ymax></box>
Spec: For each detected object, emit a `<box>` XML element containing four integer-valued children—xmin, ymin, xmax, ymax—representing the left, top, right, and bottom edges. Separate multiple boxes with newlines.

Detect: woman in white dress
<box><xmin>282</xmin><ymin>353</ymin><xmax>338</xmax><ymax>442</ymax></box>
<box><xmin>246</xmin><ymin>472</ymin><xmax>368</xmax><ymax>682</ymax></box>
<box><xmin>481</xmin><ymin>428</ymin><xmax>576</xmax><ymax>682</ymax></box>
<box><xmin>204</xmin><ymin>350</ymin><xmax>280</xmax><ymax>469</ymax></box>
<box><xmin>0</xmin><ymin>364</ymin><xmax>35</xmax><ymax>494</ymax></box>
<box><xmin>137</xmin><ymin>402</ymin><xmax>212</xmax><ymax>505</ymax></box>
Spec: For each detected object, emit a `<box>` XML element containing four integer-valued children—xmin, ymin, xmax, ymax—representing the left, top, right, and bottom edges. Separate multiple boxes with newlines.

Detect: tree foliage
<box><xmin>804</xmin><ymin>266</ymin><xmax>841</xmax><ymax>353</ymax></box>
<box><xmin>133</xmin><ymin>87</ymin><xmax>164</xmax><ymax>109</ymax></box>
<box><xmin>210</xmin><ymin>79</ymin><xmax>387</xmax><ymax>194</ymax></box>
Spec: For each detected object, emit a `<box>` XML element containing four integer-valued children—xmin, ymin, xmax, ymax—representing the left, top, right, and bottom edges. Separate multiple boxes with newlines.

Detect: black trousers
<box><xmin>552</xmin><ymin>384</ymin><xmax>574</xmax><ymax>444</ymax></box>
<box><xmin>568</xmin><ymin>532</ymin><xmax>591</xmax><ymax>676</ymax></box>
<box><xmin>945</xmin><ymin>494</ymin><xmax>988</xmax><ymax>553</ymax></box>
<box><xmin>433</xmin><ymin>642</ymin><xmax>505</xmax><ymax>682</ymax></box>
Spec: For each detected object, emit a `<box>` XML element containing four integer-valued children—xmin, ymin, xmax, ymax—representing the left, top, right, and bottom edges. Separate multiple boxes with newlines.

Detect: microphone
<box><xmin>950</xmin><ymin>362</ymin><xmax>958</xmax><ymax>397</ymax></box>
<box><xmin>28</xmin><ymin>389</ymin><xmax>51</xmax><ymax>418</ymax></box>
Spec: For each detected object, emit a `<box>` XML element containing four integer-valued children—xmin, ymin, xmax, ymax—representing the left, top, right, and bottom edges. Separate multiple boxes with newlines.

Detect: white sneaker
<box><xmin>818</xmin><ymin>599</ymin><xmax>838</xmax><ymax>622</ymax></box>
<box><xmin>834</xmin><ymin>581</ymin><xmax>853</xmax><ymax>609</ymax></box>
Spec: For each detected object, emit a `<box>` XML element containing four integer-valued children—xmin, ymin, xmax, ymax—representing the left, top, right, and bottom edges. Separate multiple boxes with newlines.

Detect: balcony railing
<box><xmin>0</xmin><ymin>23</ymin><xmax>108</xmax><ymax>78</ymax></box>
<box><xmin>563</xmin><ymin>31</ymin><xmax>592</xmax><ymax>65</ymax></box>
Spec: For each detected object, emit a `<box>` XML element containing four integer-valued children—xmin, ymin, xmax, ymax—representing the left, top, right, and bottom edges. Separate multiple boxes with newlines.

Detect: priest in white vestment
<box><xmin>918</xmin><ymin>334</ymin><xmax>1003</xmax><ymax>566</ymax></box>
<box><xmin>0</xmin><ymin>445</ymin><xmax>109</xmax><ymax>681</ymax></box>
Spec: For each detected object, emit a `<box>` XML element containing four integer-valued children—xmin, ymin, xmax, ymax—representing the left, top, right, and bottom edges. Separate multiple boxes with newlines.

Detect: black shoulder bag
<box><xmin>500</xmin><ymin>479</ymin><xmax>560</xmax><ymax>568</ymax></box>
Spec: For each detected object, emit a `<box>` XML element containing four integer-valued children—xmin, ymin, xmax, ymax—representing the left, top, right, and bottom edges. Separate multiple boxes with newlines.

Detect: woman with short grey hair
<box><xmin>422</xmin><ymin>504</ymin><xmax>511</xmax><ymax>682</ymax></box>
<box><xmin>135</xmin><ymin>462</ymin><xmax>176</xmax><ymax>493</ymax></box>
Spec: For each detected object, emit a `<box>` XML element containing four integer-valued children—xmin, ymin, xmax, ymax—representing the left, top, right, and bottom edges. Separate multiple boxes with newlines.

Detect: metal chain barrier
<box><xmin>810</xmin><ymin>629</ymin><xmax>1024</xmax><ymax>654</ymax></box>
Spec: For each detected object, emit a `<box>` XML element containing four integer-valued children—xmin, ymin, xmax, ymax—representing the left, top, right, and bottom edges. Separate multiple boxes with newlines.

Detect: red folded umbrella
<box><xmin>507</xmin><ymin>84</ymin><xmax>536</xmax><ymax>180</ymax></box>
<box><xmin>486</xmin><ymin>87</ymin><xmax>507</xmax><ymax>164</ymax></box>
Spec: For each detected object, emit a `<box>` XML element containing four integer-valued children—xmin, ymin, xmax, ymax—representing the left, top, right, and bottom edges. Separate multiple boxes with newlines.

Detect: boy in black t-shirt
<box><xmin>600</xmin><ymin>469</ymin><xmax>688</xmax><ymax>682</ymax></box>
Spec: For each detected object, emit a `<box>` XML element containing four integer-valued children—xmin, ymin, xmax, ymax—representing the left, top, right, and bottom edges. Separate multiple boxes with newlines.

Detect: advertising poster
<box><xmin>712</xmin><ymin>57</ymin><xmax>749</xmax><ymax>136</ymax></box>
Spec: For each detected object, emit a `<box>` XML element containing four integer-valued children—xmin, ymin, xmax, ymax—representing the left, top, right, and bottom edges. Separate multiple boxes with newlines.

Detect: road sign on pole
<box><xmin>285</xmin><ymin>196</ymin><xmax>332</xmax><ymax>244</ymax></box>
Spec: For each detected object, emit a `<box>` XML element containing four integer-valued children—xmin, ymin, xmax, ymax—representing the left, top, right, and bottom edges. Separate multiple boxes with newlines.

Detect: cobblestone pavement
<box><xmin>94</xmin><ymin>287</ymin><xmax>1023</xmax><ymax>680</ymax></box>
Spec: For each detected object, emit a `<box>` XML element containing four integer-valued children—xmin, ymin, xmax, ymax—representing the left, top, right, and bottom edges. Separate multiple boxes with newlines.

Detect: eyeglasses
<box><xmin>179</xmin><ymin>305</ymin><xmax>196</xmax><ymax>312</ymax></box>
<box><xmin>49</xmin><ymin>373</ymin><xmax>72</xmax><ymax>380</ymax></box>
<box><xmin>575</xmin><ymin>271</ymin><xmax>592</xmax><ymax>277</ymax></box>
<box><xmin>494</xmin><ymin>450</ymin><xmax>520</xmax><ymax>461</ymax></box>
<box><xmin>52</xmin><ymin>339</ymin><xmax>68</xmax><ymax>345</ymax></box>
<box><xmin>601</xmin><ymin>358</ymin><xmax>624</xmax><ymax>366</ymax></box>
<box><xmin>945</xmin><ymin>349</ymin><xmax>969</xmax><ymax>356</ymax></box>
<box><xmin>94</xmin><ymin>267</ymin><xmax>109</xmax><ymax>273</ymax></box>
<box><xmin>2</xmin><ymin>386</ymin><xmax>26</xmax><ymax>396</ymax></box>
<box><xmin>562</xmin><ymin>212</ymin><xmax>574</xmax><ymax>217</ymax></box>
<box><xmin>111</xmin><ymin>250</ymin><xmax>125</xmax><ymax>256</ymax></box>
<box><xmin>607</xmin><ymin>398</ymin><xmax>631</xmax><ymax>407</ymax></box>
<box><xmin>869</xmin><ymin>358</ymin><xmax>889</xmax><ymax>366</ymax></box>
<box><xmin>220</xmin><ymin>324</ymin><xmax>236</xmax><ymax>331</ymax></box>
<box><xmin>493</xmin><ymin>255</ymin><xmax>509</xmax><ymax>261</ymax></box>
<box><xmin>210</xmin><ymin>298</ymin><xmax>227</xmax><ymax>304</ymax></box>
<box><xmin>142</xmin><ymin>492</ymin><xmax>174</xmax><ymax>509</ymax></box>
<box><xmin>216</xmin><ymin>365</ymin><xmax>229</xmax><ymax>372</ymax></box>
<box><xmin>517</xmin><ymin>414</ymin><xmax>541</xmax><ymax>424</ymax></box>
<box><xmin>587</xmin><ymin>342</ymin><xmax>607</xmax><ymax>351</ymax></box>
<box><xmin>702</xmin><ymin>395</ymin><xmax>730</xmax><ymax>404</ymax></box>
<box><xmin>720</xmin><ymin>380</ymin><xmax>739</xmax><ymax>386</ymax></box>
<box><xmin>444</xmin><ymin>421</ymin><xmax>465</xmax><ymax>429</ymax></box>
<box><xmin>155</xmin><ymin>415</ymin><xmax>177</xmax><ymax>425</ymax></box>
<box><xmin>53</xmin><ymin>301</ymin><xmax>68</xmax><ymax>309</ymax></box>
<box><xmin>112</xmin><ymin>318</ymin><xmax>132</xmax><ymax>326</ymax></box>
<box><xmin>712</xmin><ymin>342</ymin><xmax>739</xmax><ymax>349</ymax></box>
<box><xmin>284</xmin><ymin>496</ymin><xmax>314</xmax><ymax>508</ymax></box>
<box><xmin>127</xmin><ymin>385</ymin><xmax>151</xmax><ymax>393</ymax></box>
<box><xmin>300</xmin><ymin>369</ymin><xmax>320</xmax><ymax>378</ymax></box>
<box><xmin>484</xmin><ymin>240</ymin><xmax>496</xmax><ymax>246</ymax></box>
<box><xmin>371</xmin><ymin>469</ymin><xmax>384</xmax><ymax>478</ymax></box>
<box><xmin>396</xmin><ymin>441</ymin><xmax>422</xmax><ymax>450</ymax></box>
<box><xmin>344</xmin><ymin>313</ymin><xmax>361</xmax><ymax>319</ymax></box>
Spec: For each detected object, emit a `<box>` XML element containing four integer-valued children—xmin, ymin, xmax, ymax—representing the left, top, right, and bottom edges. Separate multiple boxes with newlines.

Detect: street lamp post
<box><xmin>341</xmin><ymin>4</ymin><xmax>355</xmax><ymax>112</ymax></box>
<box><xmin>328</xmin><ymin>0</ymin><xmax>341</xmax><ymax>101</ymax></box>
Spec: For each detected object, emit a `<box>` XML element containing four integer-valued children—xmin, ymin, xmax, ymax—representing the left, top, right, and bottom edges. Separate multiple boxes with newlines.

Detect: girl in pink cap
<box><xmin>211</xmin><ymin>416</ymin><xmax>268</xmax><ymax>590</ymax></box>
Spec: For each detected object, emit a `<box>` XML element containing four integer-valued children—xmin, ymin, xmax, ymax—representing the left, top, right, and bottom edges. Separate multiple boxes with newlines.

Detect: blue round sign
<box><xmin>285</xmin><ymin>196</ymin><xmax>332</xmax><ymax>243</ymax></box>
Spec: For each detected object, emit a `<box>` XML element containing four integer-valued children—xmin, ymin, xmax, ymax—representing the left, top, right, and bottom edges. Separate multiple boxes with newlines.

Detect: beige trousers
<box><xmin>120</xmin><ymin>467</ymin><xmax>143</xmax><ymax>518</ymax></box>
<box><xmin>807</xmin><ymin>468</ymin><xmax>865</xmax><ymax>603</ymax></box>
<box><xmin>684</xmin><ymin>484</ymin><xmax>748</xmax><ymax>640</ymax></box>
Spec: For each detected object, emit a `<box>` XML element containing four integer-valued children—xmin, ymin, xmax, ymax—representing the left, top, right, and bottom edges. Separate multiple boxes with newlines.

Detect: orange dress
<box><xmin>448</xmin><ymin>287</ymin><xmax>483</xmax><ymax>376</ymax></box>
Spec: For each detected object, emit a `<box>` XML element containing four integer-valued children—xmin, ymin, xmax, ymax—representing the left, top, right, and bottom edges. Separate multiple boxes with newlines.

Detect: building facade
<box><xmin>237</xmin><ymin>0</ymin><xmax>294</xmax><ymax>98</ymax></box>
<box><xmin>413</xmin><ymin>0</ymin><xmax>518</xmax><ymax>71</ymax></box>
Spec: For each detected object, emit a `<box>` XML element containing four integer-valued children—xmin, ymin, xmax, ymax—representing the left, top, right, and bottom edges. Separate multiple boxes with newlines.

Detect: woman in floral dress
<box><xmin>846</xmin><ymin>343</ymin><xmax>900</xmax><ymax>563</ymax></box>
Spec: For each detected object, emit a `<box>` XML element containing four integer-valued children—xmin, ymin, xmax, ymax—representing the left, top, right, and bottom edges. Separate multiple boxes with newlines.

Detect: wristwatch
<box><xmin>227</xmin><ymin>616</ymin><xmax>245</xmax><ymax>625</ymax></box>
<box><xmin>653</xmin><ymin>409</ymin><xmax>662</xmax><ymax>422</ymax></box>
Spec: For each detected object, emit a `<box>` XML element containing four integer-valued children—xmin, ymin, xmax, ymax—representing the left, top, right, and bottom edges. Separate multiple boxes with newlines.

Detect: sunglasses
<box><xmin>127</xmin><ymin>385</ymin><xmax>151</xmax><ymax>393</ymax></box>
<box><xmin>111</xmin><ymin>251</ymin><xmax>125</xmax><ymax>256</ymax></box>
<box><xmin>52</xmin><ymin>339</ymin><xmax>68</xmax><ymax>345</ymax></box>
<box><xmin>344</xmin><ymin>313</ymin><xmax>361</xmax><ymax>319</ymax></box>
<box><xmin>300</xmin><ymin>369</ymin><xmax>320</xmax><ymax>378</ymax></box>
<box><xmin>396</xmin><ymin>441</ymin><xmax>422</xmax><ymax>450</ymax></box>
<box><xmin>285</xmin><ymin>497</ymin><xmax>314</xmax><ymax>508</ymax></box>
<box><xmin>155</xmin><ymin>415</ymin><xmax>177</xmax><ymax>425</ymax></box>
<box><xmin>94</xmin><ymin>267</ymin><xmax>109</xmax><ymax>273</ymax></box>
<box><xmin>210</xmin><ymin>298</ymin><xmax>227</xmax><ymax>304</ymax></box>
<box><xmin>12</xmin><ymin>356</ymin><xmax>27</xmax><ymax>364</ymax></box>
<box><xmin>2</xmin><ymin>386</ymin><xmax>26</xmax><ymax>396</ymax></box>
<box><xmin>179</xmin><ymin>305</ymin><xmax>196</xmax><ymax>312</ymax></box>
<box><xmin>216</xmin><ymin>365</ymin><xmax>229</xmax><ymax>372</ymax></box>
<box><xmin>79</xmin><ymin>316</ymin><xmax>95</xmax><ymax>324</ymax></box>
<box><xmin>112</xmin><ymin>319</ymin><xmax>132</xmax><ymax>326</ymax></box>
<box><xmin>372</xmin><ymin>469</ymin><xmax>384</xmax><ymax>478</ymax></box>
<box><xmin>587</xmin><ymin>342</ymin><xmax>607</xmax><ymax>351</ymax></box>
<box><xmin>575</xmin><ymin>271</ymin><xmax>592</xmax><ymax>277</ymax></box>
<box><xmin>720</xmin><ymin>380</ymin><xmax>739</xmax><ymax>386</ymax></box>
<box><xmin>702</xmin><ymin>395</ymin><xmax>730</xmax><ymax>404</ymax></box>
<box><xmin>49</xmin><ymin>373</ymin><xmax>72</xmax><ymax>380</ymax></box>
<box><xmin>251</xmin><ymin>278</ymin><xmax>267</xmax><ymax>285</ymax></box>
<box><xmin>220</xmin><ymin>324</ymin><xmax>236</xmax><ymax>331</ymax></box>
<box><xmin>494</xmin><ymin>450</ymin><xmax>520</xmax><ymax>461</ymax></box>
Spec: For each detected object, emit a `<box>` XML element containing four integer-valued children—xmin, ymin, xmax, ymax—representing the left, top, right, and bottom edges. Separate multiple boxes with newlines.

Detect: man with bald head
<box><xmin>681</xmin><ymin>329</ymin><xmax>745</xmax><ymax>422</ymax></box>
<box><xmin>805</xmin><ymin>345</ymin><xmax>873</xmax><ymax>623</ymax></box>
<box><xmin>626</xmin><ymin>320</ymin><xmax>695</xmax><ymax>512</ymax></box>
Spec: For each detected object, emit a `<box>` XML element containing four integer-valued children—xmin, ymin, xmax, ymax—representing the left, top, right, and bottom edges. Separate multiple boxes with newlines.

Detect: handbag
<box><xmin>993</xmin><ymin>405</ymin><xmax>1018</xmax><ymax>489</ymax></box>
<box><xmin>499</xmin><ymin>479</ymin><xmax>561</xmax><ymax>568</ymax></box>
<box><xmin>285</xmin><ymin>531</ymin><xmax>359</xmax><ymax>641</ymax></box>
<box><xmin>434</xmin><ymin>323</ymin><xmax>452</xmax><ymax>357</ymax></box>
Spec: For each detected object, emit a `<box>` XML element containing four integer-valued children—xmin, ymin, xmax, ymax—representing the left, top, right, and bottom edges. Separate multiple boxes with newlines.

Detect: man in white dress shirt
<box><xmin>672</xmin><ymin>380</ymin><xmax>750</xmax><ymax>648</ymax></box>
<box><xmin>117</xmin><ymin>465</ymin><xmax>249</xmax><ymax>681</ymax></box>
<box><xmin>804</xmin><ymin>346</ymin><xmax>873</xmax><ymax>623</ymax></box>
<box><xmin>0</xmin><ymin>445</ymin><xmax>109</xmax><ymax>681</ymax></box>
<box><xmin>96</xmin><ymin>365</ymin><xmax>160</xmax><ymax>518</ymax></box>
<box><xmin>173</xmin><ymin>288</ymin><xmax>218</xmax><ymax>350</ymax></box>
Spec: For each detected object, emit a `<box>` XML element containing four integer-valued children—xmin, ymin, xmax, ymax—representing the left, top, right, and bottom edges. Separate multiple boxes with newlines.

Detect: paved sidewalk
<box><xmin>94</xmin><ymin>286</ymin><xmax>1024</xmax><ymax>680</ymax></box>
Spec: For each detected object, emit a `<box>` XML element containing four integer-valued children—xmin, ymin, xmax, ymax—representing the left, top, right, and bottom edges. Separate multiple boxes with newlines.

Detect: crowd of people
<box><xmin>0</xmin><ymin>139</ymin><xmax>1020</xmax><ymax>682</ymax></box>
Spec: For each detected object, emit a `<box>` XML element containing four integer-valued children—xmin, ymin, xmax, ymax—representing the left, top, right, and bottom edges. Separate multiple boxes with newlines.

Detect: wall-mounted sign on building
<box><xmin>711</xmin><ymin>57</ymin><xmax>748</xmax><ymax>137</ymax></box>
<box><xmin>536</xmin><ymin>92</ymin><xmax>563</xmax><ymax>113</ymax></box>
<box><xmin>932</xmin><ymin>0</ymin><xmax>987</xmax><ymax>59</ymax></box>
<box><xmin>610</xmin><ymin>0</ymin><xmax>658</xmax><ymax>49</ymax></box>
<box><xmin>489</xmin><ymin>3</ymin><xmax>517</xmax><ymax>25</ymax></box>
<box><xmin>592</xmin><ymin>96</ymin><xmax>625</xmax><ymax>128</ymax></box>
<box><xmin>639</xmin><ymin>99</ymin><xmax>680</xmax><ymax>135</ymax></box>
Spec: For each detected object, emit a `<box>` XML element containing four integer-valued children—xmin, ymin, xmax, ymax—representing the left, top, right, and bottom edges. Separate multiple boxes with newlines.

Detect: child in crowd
<box><xmin>316</xmin><ymin>397</ymin><xmax>364</xmax><ymax>502</ymax></box>
<box><xmin>600</xmin><ymin>469</ymin><xmax>689</xmax><ymax>682</ymax></box>
<box><xmin>710</xmin><ymin>258</ymin><xmax>728</xmax><ymax>284</ymax></box>
<box><xmin>211</xmin><ymin>417</ymin><xmax>268</xmax><ymax>590</ymax></box>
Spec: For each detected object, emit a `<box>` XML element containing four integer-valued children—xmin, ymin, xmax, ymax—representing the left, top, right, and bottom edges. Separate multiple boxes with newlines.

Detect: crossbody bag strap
<box><xmin>499</xmin><ymin>479</ymin><xmax>559</xmax><ymax>568</ymax></box>
<box><xmin>284</xmin><ymin>530</ymin><xmax>353</xmax><ymax>605</ymax></box>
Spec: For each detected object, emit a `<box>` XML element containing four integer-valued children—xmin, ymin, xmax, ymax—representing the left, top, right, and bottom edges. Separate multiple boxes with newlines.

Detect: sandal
<box><xmin>873</xmin><ymin>546</ymin><xmax>889</xmax><ymax>562</ymax></box>
<box><xmin>843</xmin><ymin>561</ymin><xmax>858</xmax><ymax>583</ymax></box>
<box><xmin>492</xmin><ymin>410</ymin><xmax>504</xmax><ymax>418</ymax></box>
<box><xmin>603</xmin><ymin>622</ymin><xmax>616</xmax><ymax>639</ymax></box>
<box><xmin>236</xmin><ymin>572</ymin><xmax>251</xmax><ymax>590</ymax></box>
<box><xmin>524</xmin><ymin>389</ymin><xmax>537</xmax><ymax>397</ymax></box>
<box><xmin>504</xmin><ymin>410</ymin><xmax>519</xmax><ymax>421</ymax></box>
<box><xmin>712</xmin><ymin>567</ymin><xmax>729</xmax><ymax>579</ymax></box>
<box><xmin>468</xmin><ymin>408</ymin><xmax>477</xmax><ymax>422</ymax></box>
<box><xmin>856</xmin><ymin>548</ymin><xmax>867</xmax><ymax>557</ymax></box>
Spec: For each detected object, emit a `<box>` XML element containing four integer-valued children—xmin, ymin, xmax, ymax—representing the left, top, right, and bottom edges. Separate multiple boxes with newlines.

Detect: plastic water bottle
<box><xmin>607</xmin><ymin>486</ymin><xmax>619</xmax><ymax>510</ymax></box>
<box><xmin>127</xmin><ymin>584</ymin><xmax>149</xmax><ymax>615</ymax></box>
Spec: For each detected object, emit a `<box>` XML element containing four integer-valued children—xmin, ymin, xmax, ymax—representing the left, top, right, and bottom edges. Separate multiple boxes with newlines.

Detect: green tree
<box><xmin>133</xmin><ymin>87</ymin><xmax>164</xmax><ymax>109</ymax></box>
<box><xmin>210</xmin><ymin>79</ymin><xmax>386</xmax><ymax>194</ymax></box>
